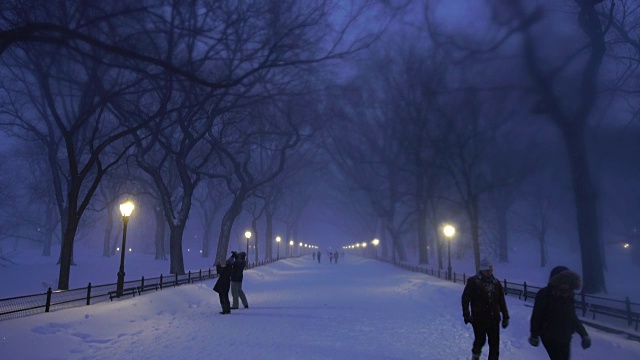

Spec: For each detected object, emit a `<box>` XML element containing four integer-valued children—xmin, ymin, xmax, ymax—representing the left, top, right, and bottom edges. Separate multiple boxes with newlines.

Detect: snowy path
<box><xmin>1</xmin><ymin>255</ymin><xmax>639</xmax><ymax>359</ymax></box>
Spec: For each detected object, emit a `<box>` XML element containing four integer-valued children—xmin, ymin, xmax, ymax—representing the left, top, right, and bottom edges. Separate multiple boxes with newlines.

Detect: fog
<box><xmin>0</xmin><ymin>0</ymin><xmax>638</xmax><ymax>297</ymax></box>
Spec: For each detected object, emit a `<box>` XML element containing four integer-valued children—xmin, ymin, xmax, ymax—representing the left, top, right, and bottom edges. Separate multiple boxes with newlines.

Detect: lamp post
<box><xmin>288</xmin><ymin>240</ymin><xmax>293</xmax><ymax>257</ymax></box>
<box><xmin>443</xmin><ymin>224</ymin><xmax>456</xmax><ymax>281</ymax></box>
<box><xmin>116</xmin><ymin>200</ymin><xmax>134</xmax><ymax>297</ymax></box>
<box><xmin>299</xmin><ymin>242</ymin><xmax>302</xmax><ymax>256</ymax></box>
<box><xmin>276</xmin><ymin>236</ymin><xmax>281</xmax><ymax>259</ymax></box>
<box><xmin>372</xmin><ymin>238</ymin><xmax>379</xmax><ymax>259</ymax></box>
<box><xmin>245</xmin><ymin>231</ymin><xmax>252</xmax><ymax>260</ymax></box>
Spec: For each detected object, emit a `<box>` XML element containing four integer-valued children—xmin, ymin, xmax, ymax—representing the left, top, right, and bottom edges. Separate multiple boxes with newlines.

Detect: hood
<box><xmin>549</xmin><ymin>269</ymin><xmax>581</xmax><ymax>291</ymax></box>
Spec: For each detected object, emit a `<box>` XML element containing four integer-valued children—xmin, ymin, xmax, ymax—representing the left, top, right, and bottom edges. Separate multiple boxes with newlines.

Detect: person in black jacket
<box><xmin>230</xmin><ymin>251</ymin><xmax>249</xmax><ymax>309</ymax></box>
<box><xmin>529</xmin><ymin>266</ymin><xmax>591</xmax><ymax>359</ymax></box>
<box><xmin>461</xmin><ymin>259</ymin><xmax>510</xmax><ymax>360</ymax></box>
<box><xmin>213</xmin><ymin>254</ymin><xmax>233</xmax><ymax>314</ymax></box>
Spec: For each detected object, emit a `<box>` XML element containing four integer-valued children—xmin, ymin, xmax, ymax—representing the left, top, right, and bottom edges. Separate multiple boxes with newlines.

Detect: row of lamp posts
<box><xmin>341</xmin><ymin>223</ymin><xmax>456</xmax><ymax>280</ymax></box>
<box><xmin>114</xmin><ymin>199</ymin><xmax>459</xmax><ymax>297</ymax></box>
<box><xmin>115</xmin><ymin>200</ymin><xmax>294</xmax><ymax>299</ymax></box>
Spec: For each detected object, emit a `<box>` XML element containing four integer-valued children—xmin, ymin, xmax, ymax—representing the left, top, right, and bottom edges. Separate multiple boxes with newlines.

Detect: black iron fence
<box><xmin>387</xmin><ymin>259</ymin><xmax>640</xmax><ymax>332</ymax></box>
<box><xmin>0</xmin><ymin>258</ymin><xmax>278</xmax><ymax>321</ymax></box>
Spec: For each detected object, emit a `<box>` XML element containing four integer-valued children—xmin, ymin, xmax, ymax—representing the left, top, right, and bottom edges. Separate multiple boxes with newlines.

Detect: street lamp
<box><xmin>299</xmin><ymin>242</ymin><xmax>302</xmax><ymax>256</ymax></box>
<box><xmin>245</xmin><ymin>231</ymin><xmax>252</xmax><ymax>260</ymax></box>
<box><xmin>116</xmin><ymin>200</ymin><xmax>134</xmax><ymax>297</ymax></box>
<box><xmin>372</xmin><ymin>238</ymin><xmax>379</xmax><ymax>259</ymax></box>
<box><xmin>443</xmin><ymin>224</ymin><xmax>456</xmax><ymax>281</ymax></box>
<box><xmin>276</xmin><ymin>236</ymin><xmax>281</xmax><ymax>259</ymax></box>
<box><xmin>289</xmin><ymin>240</ymin><xmax>293</xmax><ymax>257</ymax></box>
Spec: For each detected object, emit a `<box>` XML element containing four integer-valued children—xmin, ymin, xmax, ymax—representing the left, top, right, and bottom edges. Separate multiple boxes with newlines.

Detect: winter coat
<box><xmin>530</xmin><ymin>270</ymin><xmax>588</xmax><ymax>341</ymax></box>
<box><xmin>213</xmin><ymin>261</ymin><xmax>232</xmax><ymax>293</ymax></box>
<box><xmin>461</xmin><ymin>272</ymin><xmax>510</xmax><ymax>324</ymax></box>
<box><xmin>231</xmin><ymin>258</ymin><xmax>246</xmax><ymax>282</ymax></box>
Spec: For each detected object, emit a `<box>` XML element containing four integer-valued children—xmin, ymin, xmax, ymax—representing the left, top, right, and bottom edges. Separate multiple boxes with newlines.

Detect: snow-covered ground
<box><xmin>1</xmin><ymin>252</ymin><xmax>639</xmax><ymax>359</ymax></box>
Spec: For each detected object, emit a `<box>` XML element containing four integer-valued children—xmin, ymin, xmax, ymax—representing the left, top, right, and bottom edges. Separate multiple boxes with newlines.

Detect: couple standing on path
<box><xmin>213</xmin><ymin>251</ymin><xmax>249</xmax><ymax>314</ymax></box>
<box><xmin>462</xmin><ymin>260</ymin><xmax>590</xmax><ymax>360</ymax></box>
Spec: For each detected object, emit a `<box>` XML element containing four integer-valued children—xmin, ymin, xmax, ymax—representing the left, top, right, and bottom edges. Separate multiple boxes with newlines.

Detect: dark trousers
<box><xmin>541</xmin><ymin>337</ymin><xmax>571</xmax><ymax>360</ymax></box>
<box><xmin>471</xmin><ymin>320</ymin><xmax>500</xmax><ymax>359</ymax></box>
<box><xmin>218</xmin><ymin>292</ymin><xmax>230</xmax><ymax>313</ymax></box>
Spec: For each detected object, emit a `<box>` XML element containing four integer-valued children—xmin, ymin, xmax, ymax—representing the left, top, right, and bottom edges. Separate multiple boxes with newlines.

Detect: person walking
<box><xmin>213</xmin><ymin>254</ymin><xmax>233</xmax><ymax>314</ymax></box>
<box><xmin>230</xmin><ymin>251</ymin><xmax>249</xmax><ymax>310</ymax></box>
<box><xmin>461</xmin><ymin>259</ymin><xmax>510</xmax><ymax>360</ymax></box>
<box><xmin>329</xmin><ymin>252</ymin><xmax>334</xmax><ymax>264</ymax></box>
<box><xmin>317</xmin><ymin>251</ymin><xmax>321</xmax><ymax>264</ymax></box>
<box><xmin>334</xmin><ymin>251</ymin><xmax>339</xmax><ymax>264</ymax></box>
<box><xmin>528</xmin><ymin>266</ymin><xmax>591</xmax><ymax>359</ymax></box>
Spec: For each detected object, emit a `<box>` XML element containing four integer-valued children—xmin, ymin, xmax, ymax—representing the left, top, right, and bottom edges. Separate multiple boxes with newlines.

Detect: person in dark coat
<box><xmin>334</xmin><ymin>251</ymin><xmax>339</xmax><ymax>264</ymax></box>
<box><xmin>230</xmin><ymin>251</ymin><xmax>249</xmax><ymax>309</ymax></box>
<box><xmin>317</xmin><ymin>251</ymin><xmax>321</xmax><ymax>263</ymax></box>
<box><xmin>461</xmin><ymin>259</ymin><xmax>510</xmax><ymax>360</ymax></box>
<box><xmin>528</xmin><ymin>266</ymin><xmax>591</xmax><ymax>359</ymax></box>
<box><xmin>213</xmin><ymin>254</ymin><xmax>233</xmax><ymax>314</ymax></box>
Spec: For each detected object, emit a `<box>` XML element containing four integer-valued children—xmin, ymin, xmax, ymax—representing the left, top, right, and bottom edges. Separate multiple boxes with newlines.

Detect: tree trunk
<box><xmin>154</xmin><ymin>205</ymin><xmax>167</xmax><ymax>260</ymax></box>
<box><xmin>468</xmin><ymin>197</ymin><xmax>481</xmax><ymax>273</ymax></box>
<box><xmin>215</xmin><ymin>193</ymin><xmax>245</xmax><ymax>264</ymax></box>
<box><xmin>265</xmin><ymin>209</ymin><xmax>273</xmax><ymax>260</ymax></box>
<box><xmin>435</xmin><ymin>226</ymin><xmax>443</xmax><ymax>270</ymax></box>
<box><xmin>251</xmin><ymin>217</ymin><xmax>259</xmax><ymax>263</ymax></box>
<box><xmin>41</xmin><ymin>205</ymin><xmax>55</xmax><ymax>257</ymax></box>
<box><xmin>497</xmin><ymin>206</ymin><xmax>509</xmax><ymax>263</ymax></box>
<box><xmin>417</xmin><ymin>208</ymin><xmax>429</xmax><ymax>264</ymax></box>
<box><xmin>57</xmin><ymin>217</ymin><xmax>79</xmax><ymax>290</ymax></box>
<box><xmin>539</xmin><ymin>232</ymin><xmax>547</xmax><ymax>267</ymax></box>
<box><xmin>562</xmin><ymin>127</ymin><xmax>606</xmax><ymax>293</ymax></box>
<box><xmin>102</xmin><ymin>206</ymin><xmax>114</xmax><ymax>257</ymax></box>
<box><xmin>201</xmin><ymin>219</ymin><xmax>213</xmax><ymax>258</ymax></box>
<box><xmin>111</xmin><ymin>222</ymin><xmax>122</xmax><ymax>256</ymax></box>
<box><xmin>169</xmin><ymin>225</ymin><xmax>186</xmax><ymax>275</ymax></box>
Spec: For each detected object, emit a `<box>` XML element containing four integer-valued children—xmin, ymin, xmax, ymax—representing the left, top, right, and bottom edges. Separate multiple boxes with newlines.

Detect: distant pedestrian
<box><xmin>461</xmin><ymin>259</ymin><xmax>510</xmax><ymax>360</ymax></box>
<box><xmin>334</xmin><ymin>251</ymin><xmax>339</xmax><ymax>264</ymax></box>
<box><xmin>213</xmin><ymin>254</ymin><xmax>234</xmax><ymax>314</ymax></box>
<box><xmin>528</xmin><ymin>266</ymin><xmax>591</xmax><ymax>360</ymax></box>
<box><xmin>329</xmin><ymin>252</ymin><xmax>334</xmax><ymax>264</ymax></box>
<box><xmin>230</xmin><ymin>251</ymin><xmax>249</xmax><ymax>310</ymax></box>
<box><xmin>317</xmin><ymin>251</ymin><xmax>321</xmax><ymax>263</ymax></box>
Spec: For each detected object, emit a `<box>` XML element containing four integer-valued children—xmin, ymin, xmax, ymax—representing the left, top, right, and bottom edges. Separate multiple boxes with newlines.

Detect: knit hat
<box><xmin>479</xmin><ymin>259</ymin><xmax>493</xmax><ymax>271</ymax></box>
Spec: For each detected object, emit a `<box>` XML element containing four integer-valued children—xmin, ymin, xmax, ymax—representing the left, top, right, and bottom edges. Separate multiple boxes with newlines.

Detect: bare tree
<box><xmin>497</xmin><ymin>0</ymin><xmax>611</xmax><ymax>292</ymax></box>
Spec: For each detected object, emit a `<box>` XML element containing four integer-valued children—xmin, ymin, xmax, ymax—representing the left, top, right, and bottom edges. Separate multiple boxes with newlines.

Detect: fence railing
<box><xmin>385</xmin><ymin>258</ymin><xmax>640</xmax><ymax>332</ymax></box>
<box><xmin>0</xmin><ymin>257</ymin><xmax>279</xmax><ymax>321</ymax></box>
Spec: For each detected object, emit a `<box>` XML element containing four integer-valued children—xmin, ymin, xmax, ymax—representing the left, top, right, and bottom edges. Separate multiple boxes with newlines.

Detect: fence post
<box><xmin>188</xmin><ymin>271</ymin><xmax>192</xmax><ymax>284</ymax></box>
<box><xmin>199</xmin><ymin>269</ymin><xmax>202</xmax><ymax>282</ymax></box>
<box><xmin>504</xmin><ymin>279</ymin><xmax>507</xmax><ymax>293</ymax></box>
<box><xmin>453</xmin><ymin>272</ymin><xmax>456</xmax><ymax>283</ymax></box>
<box><xmin>86</xmin><ymin>283</ymin><xmax>92</xmax><ymax>306</ymax></box>
<box><xmin>141</xmin><ymin>276</ymin><xmax>145</xmax><ymax>290</ymax></box>
<box><xmin>160</xmin><ymin>274</ymin><xmax>163</xmax><ymax>289</ymax></box>
<box><xmin>45</xmin><ymin>287</ymin><xmax>52</xmax><ymax>312</ymax></box>
<box><xmin>208</xmin><ymin>268</ymin><xmax>211</xmax><ymax>278</ymax></box>
<box><xmin>626</xmin><ymin>297</ymin><xmax>632</xmax><ymax>326</ymax></box>
<box><xmin>175</xmin><ymin>273</ymin><xmax>178</xmax><ymax>286</ymax></box>
<box><xmin>524</xmin><ymin>282</ymin><xmax>528</xmax><ymax>302</ymax></box>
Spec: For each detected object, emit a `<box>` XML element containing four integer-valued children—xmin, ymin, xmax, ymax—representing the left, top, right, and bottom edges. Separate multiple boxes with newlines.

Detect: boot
<box><xmin>471</xmin><ymin>353</ymin><xmax>480</xmax><ymax>360</ymax></box>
